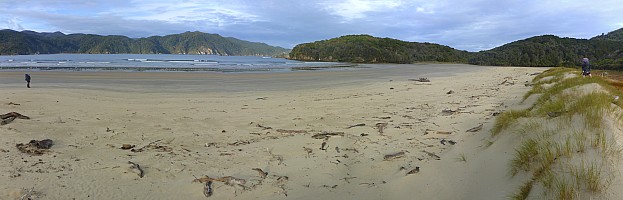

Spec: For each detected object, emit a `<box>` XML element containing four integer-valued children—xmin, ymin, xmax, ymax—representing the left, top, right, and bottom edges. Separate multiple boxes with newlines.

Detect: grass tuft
<box><xmin>510</xmin><ymin>138</ymin><xmax>538</xmax><ymax>175</ymax></box>
<box><xmin>555</xmin><ymin>178</ymin><xmax>576</xmax><ymax>200</ymax></box>
<box><xmin>511</xmin><ymin>179</ymin><xmax>534</xmax><ymax>200</ymax></box>
<box><xmin>491</xmin><ymin>109</ymin><xmax>530</xmax><ymax>136</ymax></box>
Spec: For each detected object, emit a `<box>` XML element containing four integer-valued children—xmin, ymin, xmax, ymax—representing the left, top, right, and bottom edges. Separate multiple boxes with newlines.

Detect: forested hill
<box><xmin>0</xmin><ymin>29</ymin><xmax>290</xmax><ymax>56</ymax></box>
<box><xmin>591</xmin><ymin>28</ymin><xmax>623</xmax><ymax>42</ymax></box>
<box><xmin>468</xmin><ymin>34</ymin><xmax>623</xmax><ymax>69</ymax></box>
<box><xmin>288</xmin><ymin>35</ymin><xmax>470</xmax><ymax>63</ymax></box>
<box><xmin>289</xmin><ymin>28</ymin><xmax>623</xmax><ymax>69</ymax></box>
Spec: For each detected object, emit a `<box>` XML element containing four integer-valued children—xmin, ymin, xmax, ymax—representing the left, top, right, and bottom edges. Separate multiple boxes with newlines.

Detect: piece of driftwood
<box><xmin>128</xmin><ymin>161</ymin><xmax>144</xmax><ymax>178</ymax></box>
<box><xmin>346</xmin><ymin>123</ymin><xmax>366</xmax><ymax>129</ymax></box>
<box><xmin>409</xmin><ymin>78</ymin><xmax>430</xmax><ymax>82</ymax></box>
<box><xmin>383</xmin><ymin>151</ymin><xmax>405</xmax><ymax>161</ymax></box>
<box><xmin>7</xmin><ymin>102</ymin><xmax>20</xmax><ymax>105</ymax></box>
<box><xmin>440</xmin><ymin>139</ymin><xmax>456</xmax><ymax>145</ymax></box>
<box><xmin>252</xmin><ymin>168</ymin><xmax>268</xmax><ymax>179</ymax></box>
<box><xmin>406</xmin><ymin>167</ymin><xmax>420</xmax><ymax>175</ymax></box>
<box><xmin>256</xmin><ymin>124</ymin><xmax>272</xmax><ymax>130</ymax></box>
<box><xmin>192</xmin><ymin>176</ymin><xmax>248</xmax><ymax>198</ymax></box>
<box><xmin>0</xmin><ymin>112</ymin><xmax>29</xmax><ymax>119</ymax></box>
<box><xmin>1</xmin><ymin>112</ymin><xmax>30</xmax><ymax>125</ymax></box>
<box><xmin>441</xmin><ymin>109</ymin><xmax>456</xmax><ymax>116</ymax></box>
<box><xmin>193</xmin><ymin>176</ymin><xmax>247</xmax><ymax>188</ymax></box>
<box><xmin>131</xmin><ymin>139</ymin><xmax>172</xmax><ymax>152</ymax></box>
<box><xmin>120</xmin><ymin>144</ymin><xmax>135</xmax><ymax>150</ymax></box>
<box><xmin>466</xmin><ymin>124</ymin><xmax>483</xmax><ymax>132</ymax></box>
<box><xmin>436</xmin><ymin>131</ymin><xmax>452</xmax><ymax>135</ymax></box>
<box><xmin>375</xmin><ymin>123</ymin><xmax>388</xmax><ymax>134</ymax></box>
<box><xmin>446</xmin><ymin>90</ymin><xmax>454</xmax><ymax>94</ymax></box>
<box><xmin>423</xmin><ymin>150</ymin><xmax>441</xmax><ymax>160</ymax></box>
<box><xmin>16</xmin><ymin>139</ymin><xmax>53</xmax><ymax>155</ymax></box>
<box><xmin>311</xmin><ymin>132</ymin><xmax>344</xmax><ymax>139</ymax></box>
<box><xmin>276</xmin><ymin>129</ymin><xmax>307</xmax><ymax>134</ymax></box>
<box><xmin>320</xmin><ymin>141</ymin><xmax>328</xmax><ymax>150</ymax></box>
<box><xmin>303</xmin><ymin>147</ymin><xmax>313</xmax><ymax>158</ymax></box>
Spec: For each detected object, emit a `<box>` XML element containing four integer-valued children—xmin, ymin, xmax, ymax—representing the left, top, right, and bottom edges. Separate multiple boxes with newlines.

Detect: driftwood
<box><xmin>276</xmin><ymin>129</ymin><xmax>307</xmax><ymax>134</ymax></box>
<box><xmin>441</xmin><ymin>109</ymin><xmax>456</xmax><ymax>116</ymax></box>
<box><xmin>465</xmin><ymin>124</ymin><xmax>483</xmax><ymax>132</ymax></box>
<box><xmin>193</xmin><ymin>176</ymin><xmax>247</xmax><ymax>188</ymax></box>
<box><xmin>252</xmin><ymin>168</ymin><xmax>268</xmax><ymax>179</ymax></box>
<box><xmin>256</xmin><ymin>124</ymin><xmax>272</xmax><ymax>130</ymax></box>
<box><xmin>423</xmin><ymin>150</ymin><xmax>441</xmax><ymax>160</ymax></box>
<box><xmin>320</xmin><ymin>140</ymin><xmax>328</xmax><ymax>150</ymax></box>
<box><xmin>120</xmin><ymin>144</ymin><xmax>135</xmax><ymax>150</ymax></box>
<box><xmin>436</xmin><ymin>131</ymin><xmax>452</xmax><ymax>135</ymax></box>
<box><xmin>375</xmin><ymin>123</ymin><xmax>388</xmax><ymax>134</ymax></box>
<box><xmin>128</xmin><ymin>161</ymin><xmax>144</xmax><ymax>178</ymax></box>
<box><xmin>440</xmin><ymin>139</ymin><xmax>456</xmax><ymax>145</ymax></box>
<box><xmin>346</xmin><ymin>123</ymin><xmax>366</xmax><ymax>129</ymax></box>
<box><xmin>16</xmin><ymin>139</ymin><xmax>53</xmax><ymax>155</ymax></box>
<box><xmin>406</xmin><ymin>167</ymin><xmax>420</xmax><ymax>175</ymax></box>
<box><xmin>383</xmin><ymin>151</ymin><xmax>405</xmax><ymax>161</ymax></box>
<box><xmin>193</xmin><ymin>176</ymin><xmax>248</xmax><ymax>198</ymax></box>
<box><xmin>409</xmin><ymin>78</ymin><xmax>430</xmax><ymax>82</ymax></box>
<box><xmin>303</xmin><ymin>147</ymin><xmax>313</xmax><ymax>158</ymax></box>
<box><xmin>311</xmin><ymin>132</ymin><xmax>344</xmax><ymax>139</ymax></box>
<box><xmin>1</xmin><ymin>112</ymin><xmax>30</xmax><ymax>125</ymax></box>
<box><xmin>131</xmin><ymin>139</ymin><xmax>172</xmax><ymax>152</ymax></box>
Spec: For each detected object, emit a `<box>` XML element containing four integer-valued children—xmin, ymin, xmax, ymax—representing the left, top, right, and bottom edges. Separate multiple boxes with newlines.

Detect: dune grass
<box><xmin>499</xmin><ymin>67</ymin><xmax>623</xmax><ymax>199</ymax></box>
<box><xmin>491</xmin><ymin>109</ymin><xmax>530</xmax><ymax>136</ymax></box>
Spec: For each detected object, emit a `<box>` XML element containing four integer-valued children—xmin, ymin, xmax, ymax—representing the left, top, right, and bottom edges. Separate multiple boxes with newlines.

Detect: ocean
<box><xmin>0</xmin><ymin>54</ymin><xmax>349</xmax><ymax>72</ymax></box>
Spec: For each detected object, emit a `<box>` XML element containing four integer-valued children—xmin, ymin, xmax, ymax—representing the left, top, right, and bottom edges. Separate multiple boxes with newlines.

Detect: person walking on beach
<box><xmin>581</xmin><ymin>57</ymin><xmax>591</xmax><ymax>78</ymax></box>
<box><xmin>25</xmin><ymin>74</ymin><xmax>31</xmax><ymax>88</ymax></box>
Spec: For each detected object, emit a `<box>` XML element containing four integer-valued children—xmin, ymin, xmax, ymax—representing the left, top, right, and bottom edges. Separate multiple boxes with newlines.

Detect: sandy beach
<box><xmin>0</xmin><ymin>64</ymin><xmax>547</xmax><ymax>199</ymax></box>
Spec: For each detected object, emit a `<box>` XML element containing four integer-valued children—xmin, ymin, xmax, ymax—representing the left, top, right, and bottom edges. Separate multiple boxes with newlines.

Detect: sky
<box><xmin>1</xmin><ymin>0</ymin><xmax>622</xmax><ymax>52</ymax></box>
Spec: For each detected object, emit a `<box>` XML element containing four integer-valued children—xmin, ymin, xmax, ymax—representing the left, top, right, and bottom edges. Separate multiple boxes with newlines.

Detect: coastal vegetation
<box><xmin>290</xmin><ymin>28</ymin><xmax>623</xmax><ymax>70</ymax></box>
<box><xmin>489</xmin><ymin>67</ymin><xmax>623</xmax><ymax>199</ymax></box>
<box><xmin>0</xmin><ymin>29</ymin><xmax>289</xmax><ymax>56</ymax></box>
<box><xmin>288</xmin><ymin>34</ymin><xmax>470</xmax><ymax>63</ymax></box>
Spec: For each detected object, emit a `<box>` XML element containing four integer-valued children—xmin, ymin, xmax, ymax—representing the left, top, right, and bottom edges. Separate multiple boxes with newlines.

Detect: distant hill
<box><xmin>289</xmin><ymin>35</ymin><xmax>470</xmax><ymax>63</ymax></box>
<box><xmin>468</xmin><ymin>35</ymin><xmax>623</xmax><ymax>67</ymax></box>
<box><xmin>290</xmin><ymin>29</ymin><xmax>623</xmax><ymax>70</ymax></box>
<box><xmin>0</xmin><ymin>29</ymin><xmax>290</xmax><ymax>56</ymax></box>
<box><xmin>469</xmin><ymin>30</ymin><xmax>623</xmax><ymax>69</ymax></box>
<box><xmin>591</xmin><ymin>28</ymin><xmax>623</xmax><ymax>42</ymax></box>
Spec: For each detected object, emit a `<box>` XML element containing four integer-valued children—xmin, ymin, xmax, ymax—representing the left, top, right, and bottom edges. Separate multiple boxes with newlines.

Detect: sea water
<box><xmin>0</xmin><ymin>54</ymin><xmax>348</xmax><ymax>72</ymax></box>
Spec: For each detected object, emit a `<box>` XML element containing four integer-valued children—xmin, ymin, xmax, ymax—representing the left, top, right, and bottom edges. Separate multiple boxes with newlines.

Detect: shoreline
<box><xmin>0</xmin><ymin>64</ymin><xmax>547</xmax><ymax>199</ymax></box>
<box><xmin>0</xmin><ymin>64</ymin><xmax>491</xmax><ymax>93</ymax></box>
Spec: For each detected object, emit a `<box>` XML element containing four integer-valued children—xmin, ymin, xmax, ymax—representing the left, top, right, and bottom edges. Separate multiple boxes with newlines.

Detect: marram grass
<box><xmin>498</xmin><ymin>67</ymin><xmax>623</xmax><ymax>200</ymax></box>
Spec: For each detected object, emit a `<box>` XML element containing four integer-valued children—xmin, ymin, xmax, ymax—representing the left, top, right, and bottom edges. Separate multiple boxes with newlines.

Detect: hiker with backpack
<box><xmin>581</xmin><ymin>57</ymin><xmax>591</xmax><ymax>78</ymax></box>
